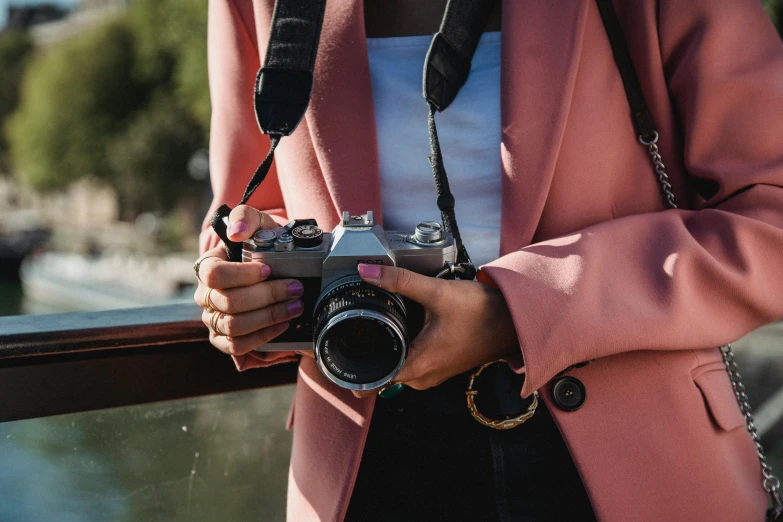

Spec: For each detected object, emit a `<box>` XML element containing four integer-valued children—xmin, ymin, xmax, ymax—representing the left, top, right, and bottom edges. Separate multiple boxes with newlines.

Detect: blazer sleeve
<box><xmin>480</xmin><ymin>0</ymin><xmax>783</xmax><ymax>398</ymax></box>
<box><xmin>200</xmin><ymin>0</ymin><xmax>287</xmax><ymax>254</ymax></box>
<box><xmin>205</xmin><ymin>0</ymin><xmax>298</xmax><ymax>370</ymax></box>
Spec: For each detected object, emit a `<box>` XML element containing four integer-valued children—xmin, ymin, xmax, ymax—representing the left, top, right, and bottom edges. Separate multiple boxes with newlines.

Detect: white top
<box><xmin>366</xmin><ymin>32</ymin><xmax>502</xmax><ymax>268</ymax></box>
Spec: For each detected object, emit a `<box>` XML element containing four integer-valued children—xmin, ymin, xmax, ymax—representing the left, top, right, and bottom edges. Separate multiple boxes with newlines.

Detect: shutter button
<box><xmin>552</xmin><ymin>376</ymin><xmax>586</xmax><ymax>412</ymax></box>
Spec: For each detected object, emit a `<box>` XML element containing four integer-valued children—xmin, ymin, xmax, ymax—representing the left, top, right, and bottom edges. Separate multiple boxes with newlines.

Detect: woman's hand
<box><xmin>352</xmin><ymin>263</ymin><xmax>520</xmax><ymax>398</ymax></box>
<box><xmin>194</xmin><ymin>205</ymin><xmax>308</xmax><ymax>357</ymax></box>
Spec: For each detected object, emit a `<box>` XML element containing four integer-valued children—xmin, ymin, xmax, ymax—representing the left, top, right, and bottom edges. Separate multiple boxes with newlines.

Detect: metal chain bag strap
<box><xmin>595</xmin><ymin>0</ymin><xmax>783</xmax><ymax>518</ymax></box>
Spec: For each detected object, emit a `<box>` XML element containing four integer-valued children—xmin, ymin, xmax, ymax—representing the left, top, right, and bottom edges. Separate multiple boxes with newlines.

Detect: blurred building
<box><xmin>0</xmin><ymin>177</ymin><xmax>119</xmax><ymax>232</ymax></box>
<box><xmin>27</xmin><ymin>0</ymin><xmax>127</xmax><ymax>46</ymax></box>
<box><xmin>3</xmin><ymin>5</ymin><xmax>68</xmax><ymax>32</ymax></box>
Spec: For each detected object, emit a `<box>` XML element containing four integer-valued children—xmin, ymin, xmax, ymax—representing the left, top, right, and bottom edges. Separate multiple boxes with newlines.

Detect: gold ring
<box><xmin>256</xmin><ymin>209</ymin><xmax>267</xmax><ymax>230</ymax></box>
<box><xmin>210</xmin><ymin>311</ymin><xmax>227</xmax><ymax>337</ymax></box>
<box><xmin>193</xmin><ymin>255</ymin><xmax>219</xmax><ymax>284</ymax></box>
<box><xmin>203</xmin><ymin>287</ymin><xmax>218</xmax><ymax>313</ymax></box>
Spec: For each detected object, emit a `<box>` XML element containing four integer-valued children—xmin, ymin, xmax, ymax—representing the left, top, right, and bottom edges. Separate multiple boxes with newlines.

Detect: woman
<box><xmin>194</xmin><ymin>0</ymin><xmax>783</xmax><ymax>520</ymax></box>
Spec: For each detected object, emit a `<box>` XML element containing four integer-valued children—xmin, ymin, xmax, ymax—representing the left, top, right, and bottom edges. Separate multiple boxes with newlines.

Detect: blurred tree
<box><xmin>107</xmin><ymin>93</ymin><xmax>202</xmax><ymax>218</ymax></box>
<box><xmin>0</xmin><ymin>31</ymin><xmax>34</xmax><ymax>171</ymax></box>
<box><xmin>765</xmin><ymin>0</ymin><xmax>783</xmax><ymax>33</ymax></box>
<box><xmin>4</xmin><ymin>1</ymin><xmax>209</xmax><ymax>221</ymax></box>
<box><xmin>129</xmin><ymin>0</ymin><xmax>210</xmax><ymax>133</ymax></box>
<box><xmin>5</xmin><ymin>21</ymin><xmax>147</xmax><ymax>190</ymax></box>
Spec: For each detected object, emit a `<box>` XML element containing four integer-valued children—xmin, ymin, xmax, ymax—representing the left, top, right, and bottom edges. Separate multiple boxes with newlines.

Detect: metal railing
<box><xmin>1</xmin><ymin>305</ymin><xmax>781</xmax><ymax>440</ymax></box>
<box><xmin>0</xmin><ymin>303</ymin><xmax>297</xmax><ymax>423</ymax></box>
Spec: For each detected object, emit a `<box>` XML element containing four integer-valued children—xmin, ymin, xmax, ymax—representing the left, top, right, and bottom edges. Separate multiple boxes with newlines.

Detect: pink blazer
<box><xmin>205</xmin><ymin>0</ymin><xmax>783</xmax><ymax>520</ymax></box>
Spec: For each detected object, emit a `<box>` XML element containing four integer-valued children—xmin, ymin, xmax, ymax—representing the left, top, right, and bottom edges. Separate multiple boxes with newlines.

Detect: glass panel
<box><xmin>0</xmin><ymin>386</ymin><xmax>295</xmax><ymax>522</ymax></box>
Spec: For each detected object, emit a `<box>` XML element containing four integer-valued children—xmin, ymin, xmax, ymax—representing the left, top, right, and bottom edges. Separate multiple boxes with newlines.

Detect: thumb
<box><xmin>227</xmin><ymin>205</ymin><xmax>276</xmax><ymax>242</ymax></box>
<box><xmin>357</xmin><ymin>264</ymin><xmax>439</xmax><ymax>303</ymax></box>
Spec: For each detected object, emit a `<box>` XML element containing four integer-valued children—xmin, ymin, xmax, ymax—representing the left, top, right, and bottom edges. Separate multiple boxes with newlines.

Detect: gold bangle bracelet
<box><xmin>465</xmin><ymin>359</ymin><xmax>539</xmax><ymax>430</ymax></box>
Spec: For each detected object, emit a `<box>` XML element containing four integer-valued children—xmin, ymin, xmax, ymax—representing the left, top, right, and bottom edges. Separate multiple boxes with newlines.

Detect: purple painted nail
<box><xmin>358</xmin><ymin>263</ymin><xmax>382</xmax><ymax>281</ymax></box>
<box><xmin>260</xmin><ymin>264</ymin><xmax>271</xmax><ymax>278</ymax></box>
<box><xmin>228</xmin><ymin>220</ymin><xmax>248</xmax><ymax>236</ymax></box>
<box><xmin>287</xmin><ymin>300</ymin><xmax>304</xmax><ymax>316</ymax></box>
<box><xmin>287</xmin><ymin>281</ymin><xmax>304</xmax><ymax>297</ymax></box>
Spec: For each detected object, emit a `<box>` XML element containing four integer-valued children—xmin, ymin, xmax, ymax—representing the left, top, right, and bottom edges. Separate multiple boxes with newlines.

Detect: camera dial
<box><xmin>275</xmin><ymin>233</ymin><xmax>294</xmax><ymax>252</ymax></box>
<box><xmin>291</xmin><ymin>225</ymin><xmax>324</xmax><ymax>248</ymax></box>
<box><xmin>414</xmin><ymin>221</ymin><xmax>443</xmax><ymax>243</ymax></box>
<box><xmin>253</xmin><ymin>229</ymin><xmax>278</xmax><ymax>248</ymax></box>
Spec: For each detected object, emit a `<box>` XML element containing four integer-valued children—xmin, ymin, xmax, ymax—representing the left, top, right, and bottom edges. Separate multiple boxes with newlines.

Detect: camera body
<box><xmin>242</xmin><ymin>210</ymin><xmax>456</xmax><ymax>390</ymax></box>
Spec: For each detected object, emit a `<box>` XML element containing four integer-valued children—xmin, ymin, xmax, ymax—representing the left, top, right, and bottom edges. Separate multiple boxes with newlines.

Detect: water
<box><xmin>0</xmin><ymin>387</ymin><xmax>295</xmax><ymax>522</ymax></box>
<box><xmin>0</xmin><ymin>279</ymin><xmax>295</xmax><ymax>521</ymax></box>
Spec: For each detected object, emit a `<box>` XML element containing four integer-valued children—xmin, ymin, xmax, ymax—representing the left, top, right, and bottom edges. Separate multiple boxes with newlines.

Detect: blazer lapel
<box><xmin>499</xmin><ymin>0</ymin><xmax>589</xmax><ymax>254</ymax></box>
<box><xmin>304</xmin><ymin>0</ymin><xmax>383</xmax><ymax>228</ymax></box>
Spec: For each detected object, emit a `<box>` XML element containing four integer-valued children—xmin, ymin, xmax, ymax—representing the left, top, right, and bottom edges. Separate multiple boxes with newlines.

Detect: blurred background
<box><xmin>0</xmin><ymin>2</ymin><xmax>297</xmax><ymax>521</ymax></box>
<box><xmin>0</xmin><ymin>1</ymin><xmax>781</xmax><ymax>521</ymax></box>
<box><xmin>0</xmin><ymin>0</ymin><xmax>209</xmax><ymax>314</ymax></box>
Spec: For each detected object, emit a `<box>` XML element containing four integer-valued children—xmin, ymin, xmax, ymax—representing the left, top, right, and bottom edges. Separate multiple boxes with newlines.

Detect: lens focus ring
<box><xmin>313</xmin><ymin>275</ymin><xmax>408</xmax><ymax>390</ymax></box>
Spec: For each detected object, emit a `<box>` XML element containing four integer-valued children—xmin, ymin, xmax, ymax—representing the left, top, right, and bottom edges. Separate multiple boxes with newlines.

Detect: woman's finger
<box><xmin>196</xmin><ymin>244</ymin><xmax>267</xmax><ymax>290</ymax></box>
<box><xmin>387</xmin><ymin>316</ymin><xmax>440</xmax><ymax>386</ymax></box>
<box><xmin>227</xmin><ymin>205</ymin><xmax>276</xmax><ymax>242</ymax></box>
<box><xmin>194</xmin><ymin>278</ymin><xmax>303</xmax><ymax>313</ymax></box>
<box><xmin>209</xmin><ymin>322</ymin><xmax>290</xmax><ymax>356</ymax></box>
<box><xmin>195</xmin><ymin>245</ymin><xmax>227</xmax><ymax>266</ymax></box>
<box><xmin>357</xmin><ymin>264</ymin><xmax>443</xmax><ymax>306</ymax></box>
<box><xmin>197</xmin><ymin>258</ymin><xmax>272</xmax><ymax>290</ymax></box>
<box><xmin>201</xmin><ymin>299</ymin><xmax>303</xmax><ymax>338</ymax></box>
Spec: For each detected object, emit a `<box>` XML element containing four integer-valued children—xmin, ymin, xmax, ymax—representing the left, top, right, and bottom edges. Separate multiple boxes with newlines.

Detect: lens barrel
<box><xmin>313</xmin><ymin>275</ymin><xmax>408</xmax><ymax>390</ymax></box>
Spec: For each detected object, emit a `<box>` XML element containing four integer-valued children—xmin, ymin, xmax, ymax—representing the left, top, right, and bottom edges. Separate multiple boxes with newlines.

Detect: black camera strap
<box><xmin>213</xmin><ymin>0</ymin><xmax>662</xmax><ymax>270</ymax></box>
<box><xmin>423</xmin><ymin>0</ymin><xmax>500</xmax><ymax>280</ymax></box>
<box><xmin>423</xmin><ymin>0</ymin><xmax>671</xmax><ymax>277</ymax></box>
<box><xmin>210</xmin><ymin>0</ymin><xmax>326</xmax><ymax>261</ymax></box>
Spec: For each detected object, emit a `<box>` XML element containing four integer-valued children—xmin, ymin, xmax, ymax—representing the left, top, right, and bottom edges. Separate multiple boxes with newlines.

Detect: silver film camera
<box><xmin>243</xmin><ymin>211</ymin><xmax>456</xmax><ymax>390</ymax></box>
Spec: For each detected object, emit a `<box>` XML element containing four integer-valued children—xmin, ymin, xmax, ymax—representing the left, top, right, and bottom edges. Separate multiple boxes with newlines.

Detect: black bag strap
<box><xmin>210</xmin><ymin>0</ymin><xmax>326</xmax><ymax>261</ymax></box>
<box><xmin>595</xmin><ymin>0</ymin><xmax>678</xmax><ymax>208</ymax></box>
<box><xmin>594</xmin><ymin>0</ymin><xmax>657</xmax><ymax>142</ymax></box>
<box><xmin>423</xmin><ymin>0</ymin><xmax>500</xmax><ymax>280</ymax></box>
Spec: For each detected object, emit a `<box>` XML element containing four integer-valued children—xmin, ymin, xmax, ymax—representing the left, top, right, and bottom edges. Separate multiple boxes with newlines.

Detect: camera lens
<box><xmin>313</xmin><ymin>275</ymin><xmax>408</xmax><ymax>390</ymax></box>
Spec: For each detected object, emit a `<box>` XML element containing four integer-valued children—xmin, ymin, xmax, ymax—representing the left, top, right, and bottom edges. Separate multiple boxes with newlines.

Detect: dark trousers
<box><xmin>345</xmin><ymin>375</ymin><xmax>597</xmax><ymax>522</ymax></box>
